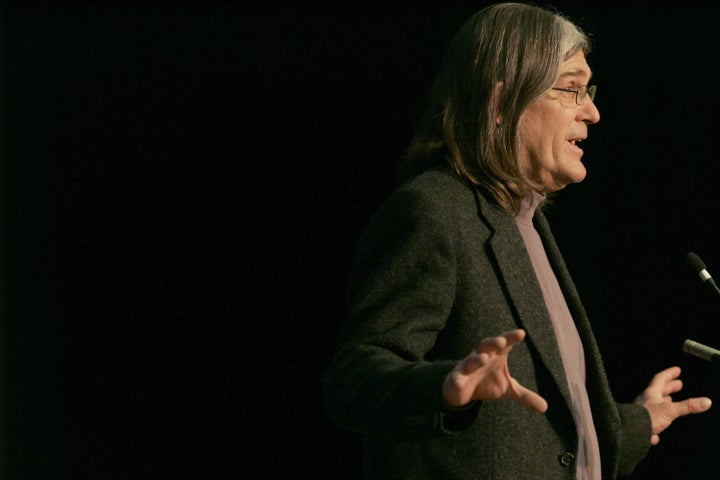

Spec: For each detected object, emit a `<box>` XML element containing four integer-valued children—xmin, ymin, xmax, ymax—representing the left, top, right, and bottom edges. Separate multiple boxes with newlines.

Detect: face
<box><xmin>517</xmin><ymin>50</ymin><xmax>601</xmax><ymax>193</ymax></box>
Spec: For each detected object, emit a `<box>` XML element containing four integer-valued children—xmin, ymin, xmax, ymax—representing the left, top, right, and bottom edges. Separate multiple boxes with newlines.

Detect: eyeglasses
<box><xmin>550</xmin><ymin>84</ymin><xmax>597</xmax><ymax>106</ymax></box>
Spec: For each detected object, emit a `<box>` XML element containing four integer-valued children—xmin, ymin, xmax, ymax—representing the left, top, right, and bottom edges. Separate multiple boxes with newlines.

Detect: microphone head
<box><xmin>686</xmin><ymin>251</ymin><xmax>707</xmax><ymax>273</ymax></box>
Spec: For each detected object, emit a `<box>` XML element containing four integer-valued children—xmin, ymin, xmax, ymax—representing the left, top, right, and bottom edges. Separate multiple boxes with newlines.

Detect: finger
<box><xmin>477</xmin><ymin>329</ymin><xmax>525</xmax><ymax>354</ymax></box>
<box><xmin>460</xmin><ymin>352</ymin><xmax>489</xmax><ymax>373</ymax></box>
<box><xmin>642</xmin><ymin>367</ymin><xmax>683</xmax><ymax>401</ymax></box>
<box><xmin>648</xmin><ymin>366</ymin><xmax>682</xmax><ymax>387</ymax></box>
<box><xmin>658</xmin><ymin>397</ymin><xmax>712</xmax><ymax>424</ymax></box>
<box><xmin>500</xmin><ymin>329</ymin><xmax>526</xmax><ymax>343</ymax></box>
<box><xmin>661</xmin><ymin>379</ymin><xmax>683</xmax><ymax>397</ymax></box>
<box><xmin>509</xmin><ymin>378</ymin><xmax>548</xmax><ymax>413</ymax></box>
<box><xmin>674</xmin><ymin>397</ymin><xmax>713</xmax><ymax>417</ymax></box>
<box><xmin>476</xmin><ymin>338</ymin><xmax>506</xmax><ymax>355</ymax></box>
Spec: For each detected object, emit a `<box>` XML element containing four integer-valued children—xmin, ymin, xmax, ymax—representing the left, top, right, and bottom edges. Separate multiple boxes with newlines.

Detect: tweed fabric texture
<box><xmin>323</xmin><ymin>168</ymin><xmax>651</xmax><ymax>479</ymax></box>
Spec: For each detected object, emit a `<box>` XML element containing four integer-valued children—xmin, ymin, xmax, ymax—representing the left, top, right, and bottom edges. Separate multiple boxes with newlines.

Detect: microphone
<box><xmin>683</xmin><ymin>339</ymin><xmax>720</xmax><ymax>372</ymax></box>
<box><xmin>685</xmin><ymin>252</ymin><xmax>720</xmax><ymax>299</ymax></box>
<box><xmin>683</xmin><ymin>339</ymin><xmax>720</xmax><ymax>362</ymax></box>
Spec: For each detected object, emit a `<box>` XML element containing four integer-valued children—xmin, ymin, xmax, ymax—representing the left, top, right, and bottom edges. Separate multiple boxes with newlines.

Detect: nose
<box><xmin>580</xmin><ymin>97</ymin><xmax>600</xmax><ymax>124</ymax></box>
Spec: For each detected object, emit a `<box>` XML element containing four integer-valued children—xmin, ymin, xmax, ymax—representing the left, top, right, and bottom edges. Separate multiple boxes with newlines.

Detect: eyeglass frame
<box><xmin>550</xmin><ymin>84</ymin><xmax>597</xmax><ymax>105</ymax></box>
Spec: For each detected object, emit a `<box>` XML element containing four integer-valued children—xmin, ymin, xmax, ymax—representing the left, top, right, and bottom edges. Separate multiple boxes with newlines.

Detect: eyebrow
<box><xmin>558</xmin><ymin>68</ymin><xmax>593</xmax><ymax>80</ymax></box>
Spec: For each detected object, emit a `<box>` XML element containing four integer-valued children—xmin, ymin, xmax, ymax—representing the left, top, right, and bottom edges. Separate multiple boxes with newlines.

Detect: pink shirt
<box><xmin>515</xmin><ymin>192</ymin><xmax>601</xmax><ymax>480</ymax></box>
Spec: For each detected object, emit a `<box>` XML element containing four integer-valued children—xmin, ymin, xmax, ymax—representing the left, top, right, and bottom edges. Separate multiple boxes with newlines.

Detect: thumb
<box><xmin>509</xmin><ymin>378</ymin><xmax>548</xmax><ymax>413</ymax></box>
<box><xmin>679</xmin><ymin>397</ymin><xmax>712</xmax><ymax>416</ymax></box>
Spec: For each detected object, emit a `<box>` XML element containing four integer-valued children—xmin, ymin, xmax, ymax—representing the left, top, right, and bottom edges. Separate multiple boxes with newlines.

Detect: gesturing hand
<box><xmin>442</xmin><ymin>329</ymin><xmax>548</xmax><ymax>413</ymax></box>
<box><xmin>633</xmin><ymin>366</ymin><xmax>712</xmax><ymax>445</ymax></box>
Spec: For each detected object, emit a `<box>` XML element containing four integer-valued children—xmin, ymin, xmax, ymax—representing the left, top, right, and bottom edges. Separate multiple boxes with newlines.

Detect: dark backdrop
<box><xmin>2</xmin><ymin>1</ymin><xmax>720</xmax><ymax>478</ymax></box>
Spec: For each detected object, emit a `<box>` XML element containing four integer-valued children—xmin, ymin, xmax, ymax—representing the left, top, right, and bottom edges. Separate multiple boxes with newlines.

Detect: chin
<box><xmin>566</xmin><ymin>166</ymin><xmax>587</xmax><ymax>185</ymax></box>
<box><xmin>548</xmin><ymin>173</ymin><xmax>586</xmax><ymax>192</ymax></box>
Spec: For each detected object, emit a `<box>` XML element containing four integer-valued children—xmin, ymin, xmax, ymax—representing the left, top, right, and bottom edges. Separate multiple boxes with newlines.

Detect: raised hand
<box><xmin>633</xmin><ymin>366</ymin><xmax>712</xmax><ymax>445</ymax></box>
<box><xmin>442</xmin><ymin>329</ymin><xmax>548</xmax><ymax>413</ymax></box>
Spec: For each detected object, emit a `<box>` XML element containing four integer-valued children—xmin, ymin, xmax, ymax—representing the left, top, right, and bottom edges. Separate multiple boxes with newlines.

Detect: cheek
<box><xmin>519</xmin><ymin>127</ymin><xmax>553</xmax><ymax>166</ymax></box>
<box><xmin>517</xmin><ymin>118</ymin><xmax>542</xmax><ymax>163</ymax></box>
<box><xmin>518</xmin><ymin>109</ymin><xmax>553</xmax><ymax>155</ymax></box>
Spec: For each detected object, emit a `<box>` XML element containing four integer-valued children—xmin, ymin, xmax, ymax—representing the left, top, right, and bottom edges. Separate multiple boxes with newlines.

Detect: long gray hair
<box><xmin>401</xmin><ymin>2</ymin><xmax>590</xmax><ymax>213</ymax></box>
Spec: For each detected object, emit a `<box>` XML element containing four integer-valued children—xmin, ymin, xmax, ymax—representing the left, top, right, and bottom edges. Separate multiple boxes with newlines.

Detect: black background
<box><xmin>3</xmin><ymin>0</ymin><xmax>720</xmax><ymax>478</ymax></box>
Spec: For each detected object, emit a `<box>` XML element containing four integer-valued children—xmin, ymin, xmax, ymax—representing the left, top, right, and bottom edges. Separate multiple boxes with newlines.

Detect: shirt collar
<box><xmin>515</xmin><ymin>191</ymin><xmax>546</xmax><ymax>226</ymax></box>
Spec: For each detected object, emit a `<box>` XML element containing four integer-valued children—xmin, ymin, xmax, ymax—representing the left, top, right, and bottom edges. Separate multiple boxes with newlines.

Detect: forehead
<box><xmin>557</xmin><ymin>50</ymin><xmax>592</xmax><ymax>82</ymax></box>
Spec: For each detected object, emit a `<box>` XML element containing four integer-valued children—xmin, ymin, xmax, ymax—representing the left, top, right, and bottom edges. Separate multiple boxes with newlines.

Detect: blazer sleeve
<box><xmin>322</xmin><ymin>182</ymin><xmax>480</xmax><ymax>441</ymax></box>
<box><xmin>616</xmin><ymin>402</ymin><xmax>652</xmax><ymax>477</ymax></box>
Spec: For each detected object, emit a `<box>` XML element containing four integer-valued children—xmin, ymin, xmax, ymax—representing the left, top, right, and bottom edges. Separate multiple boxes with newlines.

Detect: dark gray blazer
<box><xmin>323</xmin><ymin>168</ymin><xmax>651</xmax><ymax>479</ymax></box>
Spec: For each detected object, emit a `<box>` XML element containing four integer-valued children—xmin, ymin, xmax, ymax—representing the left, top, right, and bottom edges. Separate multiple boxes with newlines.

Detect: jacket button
<box><xmin>558</xmin><ymin>452</ymin><xmax>575</xmax><ymax>467</ymax></box>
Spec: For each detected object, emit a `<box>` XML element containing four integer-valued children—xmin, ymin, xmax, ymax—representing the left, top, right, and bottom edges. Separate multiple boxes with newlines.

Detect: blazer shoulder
<box><xmin>390</xmin><ymin>169</ymin><xmax>480</xmax><ymax>220</ymax></box>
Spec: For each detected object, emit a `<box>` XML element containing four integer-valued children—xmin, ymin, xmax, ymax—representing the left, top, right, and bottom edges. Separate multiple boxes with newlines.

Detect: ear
<box><xmin>491</xmin><ymin>81</ymin><xmax>504</xmax><ymax>125</ymax></box>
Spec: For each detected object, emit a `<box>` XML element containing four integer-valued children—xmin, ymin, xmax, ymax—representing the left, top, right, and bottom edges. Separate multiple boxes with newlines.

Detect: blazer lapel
<box><xmin>534</xmin><ymin>210</ymin><xmax>608</xmax><ymax>392</ymax></box>
<box><xmin>534</xmin><ymin>210</ymin><xmax>622</xmax><ymax>454</ymax></box>
<box><xmin>473</xmin><ymin>193</ymin><xmax>572</xmax><ymax>407</ymax></box>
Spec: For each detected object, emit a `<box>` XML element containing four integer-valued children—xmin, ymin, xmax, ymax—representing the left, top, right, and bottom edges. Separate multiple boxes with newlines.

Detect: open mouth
<box><xmin>567</xmin><ymin>138</ymin><xmax>585</xmax><ymax>155</ymax></box>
